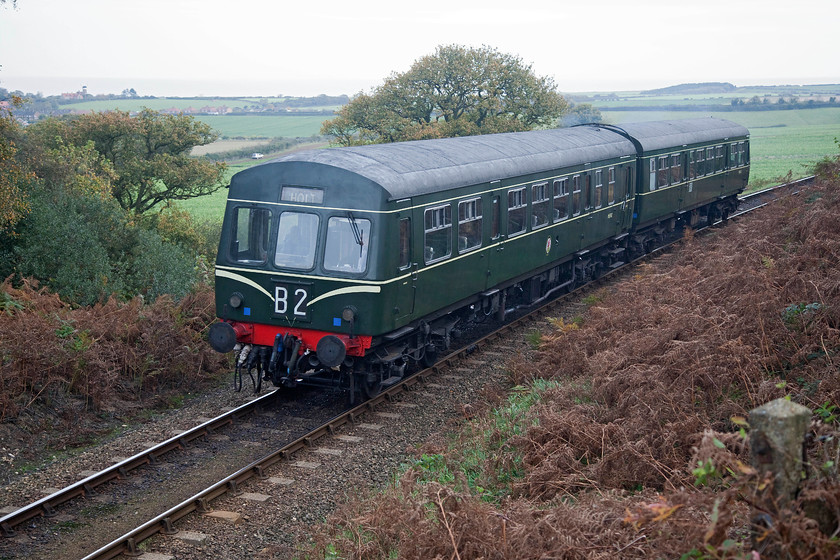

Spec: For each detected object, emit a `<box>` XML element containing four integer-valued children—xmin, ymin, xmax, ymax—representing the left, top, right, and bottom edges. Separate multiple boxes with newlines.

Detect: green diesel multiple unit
<box><xmin>208</xmin><ymin>118</ymin><xmax>749</xmax><ymax>398</ymax></box>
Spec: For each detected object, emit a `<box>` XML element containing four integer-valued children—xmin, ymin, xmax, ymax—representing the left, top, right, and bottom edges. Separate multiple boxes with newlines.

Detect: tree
<box><xmin>559</xmin><ymin>103</ymin><xmax>603</xmax><ymax>127</ymax></box>
<box><xmin>0</xmin><ymin>97</ymin><xmax>33</xmax><ymax>235</ymax></box>
<box><xmin>27</xmin><ymin>109</ymin><xmax>227</xmax><ymax>213</ymax></box>
<box><xmin>321</xmin><ymin>45</ymin><xmax>568</xmax><ymax>145</ymax></box>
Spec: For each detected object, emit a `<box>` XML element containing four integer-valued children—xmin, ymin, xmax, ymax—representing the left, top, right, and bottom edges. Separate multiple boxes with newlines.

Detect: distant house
<box><xmin>251</xmin><ymin>153</ymin><xmax>265</xmax><ymax>159</ymax></box>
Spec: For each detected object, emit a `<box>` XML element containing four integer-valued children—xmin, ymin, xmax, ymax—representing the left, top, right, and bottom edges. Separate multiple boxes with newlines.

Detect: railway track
<box><xmin>0</xmin><ymin>177</ymin><xmax>812</xmax><ymax>559</ymax></box>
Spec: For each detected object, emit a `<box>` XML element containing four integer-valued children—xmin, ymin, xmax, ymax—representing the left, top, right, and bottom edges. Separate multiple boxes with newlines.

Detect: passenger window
<box><xmin>716</xmin><ymin>145</ymin><xmax>725</xmax><ymax>172</ymax></box>
<box><xmin>583</xmin><ymin>174</ymin><xmax>592</xmax><ymax>210</ymax></box>
<box><xmin>491</xmin><ymin>196</ymin><xmax>500</xmax><ymax>239</ymax></box>
<box><xmin>424</xmin><ymin>205</ymin><xmax>451</xmax><ymax>264</ymax></box>
<box><xmin>621</xmin><ymin>167</ymin><xmax>631</xmax><ymax>199</ymax></box>
<box><xmin>275</xmin><ymin>211</ymin><xmax>319</xmax><ymax>270</ymax></box>
<box><xmin>649</xmin><ymin>159</ymin><xmax>656</xmax><ymax>191</ymax></box>
<box><xmin>706</xmin><ymin>148</ymin><xmax>715</xmax><ymax>173</ymax></box>
<box><xmin>324</xmin><ymin>215</ymin><xmax>371</xmax><ymax>273</ymax></box>
<box><xmin>696</xmin><ymin>149</ymin><xmax>706</xmax><ymax>176</ymax></box>
<box><xmin>232</xmin><ymin>207</ymin><xmax>272</xmax><ymax>264</ymax></box>
<box><xmin>657</xmin><ymin>156</ymin><xmax>669</xmax><ymax>188</ymax></box>
<box><xmin>398</xmin><ymin>217</ymin><xmax>411</xmax><ymax>269</ymax></box>
<box><xmin>593</xmin><ymin>171</ymin><xmax>602</xmax><ymax>209</ymax></box>
<box><xmin>457</xmin><ymin>198</ymin><xmax>482</xmax><ymax>253</ymax></box>
<box><xmin>553</xmin><ymin>178</ymin><xmax>569</xmax><ymax>221</ymax></box>
<box><xmin>531</xmin><ymin>182</ymin><xmax>550</xmax><ymax>229</ymax></box>
<box><xmin>507</xmin><ymin>188</ymin><xmax>526</xmax><ymax>237</ymax></box>
<box><xmin>729</xmin><ymin>143</ymin><xmax>737</xmax><ymax>167</ymax></box>
<box><xmin>607</xmin><ymin>168</ymin><xmax>615</xmax><ymax>205</ymax></box>
<box><xmin>572</xmin><ymin>175</ymin><xmax>582</xmax><ymax>216</ymax></box>
<box><xmin>671</xmin><ymin>154</ymin><xmax>681</xmax><ymax>184</ymax></box>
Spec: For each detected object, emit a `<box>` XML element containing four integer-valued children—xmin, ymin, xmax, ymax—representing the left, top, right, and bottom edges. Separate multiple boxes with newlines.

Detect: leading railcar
<box><xmin>208</xmin><ymin>118</ymin><xmax>750</xmax><ymax>399</ymax></box>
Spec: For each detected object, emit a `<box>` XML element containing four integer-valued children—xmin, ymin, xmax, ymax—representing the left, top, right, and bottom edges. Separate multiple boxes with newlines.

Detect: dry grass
<box><xmin>305</xmin><ymin>161</ymin><xmax>840</xmax><ymax>559</ymax></box>
<box><xmin>0</xmin><ymin>281</ymin><xmax>228</xmax><ymax>447</ymax></box>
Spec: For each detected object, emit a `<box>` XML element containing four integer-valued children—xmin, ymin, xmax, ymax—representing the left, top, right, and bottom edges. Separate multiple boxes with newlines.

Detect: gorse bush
<box><xmin>14</xmin><ymin>189</ymin><xmax>199</xmax><ymax>305</ymax></box>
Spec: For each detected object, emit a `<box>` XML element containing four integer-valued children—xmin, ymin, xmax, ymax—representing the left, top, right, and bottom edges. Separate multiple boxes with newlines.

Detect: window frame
<box><xmin>423</xmin><ymin>204</ymin><xmax>452</xmax><ymax>264</ymax></box>
<box><xmin>507</xmin><ymin>187</ymin><xmax>527</xmax><ymax>237</ymax></box>
<box><xmin>553</xmin><ymin>178</ymin><xmax>569</xmax><ymax>222</ymax></box>
<box><xmin>457</xmin><ymin>197</ymin><xmax>483</xmax><ymax>253</ymax></box>
<box><xmin>531</xmin><ymin>182</ymin><xmax>550</xmax><ymax>229</ymax></box>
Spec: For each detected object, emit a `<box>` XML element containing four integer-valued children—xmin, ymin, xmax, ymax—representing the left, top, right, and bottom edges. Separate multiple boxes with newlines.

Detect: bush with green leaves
<box><xmin>14</xmin><ymin>188</ymin><xmax>198</xmax><ymax>305</ymax></box>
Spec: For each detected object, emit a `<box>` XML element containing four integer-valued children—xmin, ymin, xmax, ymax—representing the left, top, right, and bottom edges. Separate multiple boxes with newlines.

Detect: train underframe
<box><xmin>232</xmin><ymin>194</ymin><xmax>739</xmax><ymax>403</ymax></box>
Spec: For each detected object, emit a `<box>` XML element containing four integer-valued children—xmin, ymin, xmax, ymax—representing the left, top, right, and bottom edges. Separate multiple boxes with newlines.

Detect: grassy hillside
<box><xmin>604</xmin><ymin>108</ymin><xmax>840</xmax><ymax>187</ymax></box>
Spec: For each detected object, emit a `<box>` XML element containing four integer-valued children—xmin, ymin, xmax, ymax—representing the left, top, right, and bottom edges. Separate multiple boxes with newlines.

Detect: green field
<box><xmin>193</xmin><ymin>115</ymin><xmax>326</xmax><ymax>138</ymax></box>
<box><xmin>603</xmin><ymin>108</ymin><xmax>840</xmax><ymax>187</ymax></box>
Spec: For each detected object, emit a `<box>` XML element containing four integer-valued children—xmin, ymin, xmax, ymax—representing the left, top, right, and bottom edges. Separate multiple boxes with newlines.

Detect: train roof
<box><xmin>250</xmin><ymin>118</ymin><xmax>748</xmax><ymax>202</ymax></box>
<box><xmin>603</xmin><ymin>118</ymin><xmax>749</xmax><ymax>152</ymax></box>
<box><xmin>265</xmin><ymin>126</ymin><xmax>636</xmax><ymax>201</ymax></box>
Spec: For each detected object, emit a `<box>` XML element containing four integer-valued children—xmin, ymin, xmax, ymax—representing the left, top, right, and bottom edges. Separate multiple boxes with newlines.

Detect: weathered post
<box><xmin>749</xmin><ymin>398</ymin><xmax>811</xmax><ymax>556</ymax></box>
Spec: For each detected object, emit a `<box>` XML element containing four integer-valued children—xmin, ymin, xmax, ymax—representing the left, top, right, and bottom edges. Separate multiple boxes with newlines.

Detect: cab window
<box><xmin>231</xmin><ymin>207</ymin><xmax>272</xmax><ymax>264</ymax></box>
<box><xmin>275</xmin><ymin>211</ymin><xmax>319</xmax><ymax>270</ymax></box>
<box><xmin>324</xmin><ymin>215</ymin><xmax>370</xmax><ymax>273</ymax></box>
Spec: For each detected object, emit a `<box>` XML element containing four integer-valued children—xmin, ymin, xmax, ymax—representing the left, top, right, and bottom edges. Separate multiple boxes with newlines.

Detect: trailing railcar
<box><xmin>208</xmin><ymin>118</ymin><xmax>749</xmax><ymax>399</ymax></box>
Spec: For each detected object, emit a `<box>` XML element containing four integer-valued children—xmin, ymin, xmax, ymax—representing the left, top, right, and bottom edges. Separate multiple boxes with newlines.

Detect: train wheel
<box><xmin>360</xmin><ymin>372</ymin><xmax>383</xmax><ymax>399</ymax></box>
<box><xmin>421</xmin><ymin>344</ymin><xmax>438</xmax><ymax>368</ymax></box>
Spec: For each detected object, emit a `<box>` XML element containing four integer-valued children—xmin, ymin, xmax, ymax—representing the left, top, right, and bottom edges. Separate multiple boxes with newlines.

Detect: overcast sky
<box><xmin>1</xmin><ymin>0</ymin><xmax>838</xmax><ymax>97</ymax></box>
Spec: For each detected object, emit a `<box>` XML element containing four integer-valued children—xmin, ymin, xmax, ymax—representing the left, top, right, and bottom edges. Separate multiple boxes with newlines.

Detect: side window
<box><xmin>729</xmin><ymin>143</ymin><xmax>737</xmax><ymax>167</ymax></box>
<box><xmin>572</xmin><ymin>175</ymin><xmax>582</xmax><ymax>216</ymax></box>
<box><xmin>696</xmin><ymin>149</ymin><xmax>706</xmax><ymax>176</ymax></box>
<box><xmin>706</xmin><ymin>147</ymin><xmax>715</xmax><ymax>174</ymax></box>
<box><xmin>457</xmin><ymin>198</ymin><xmax>482</xmax><ymax>253</ymax></box>
<box><xmin>583</xmin><ymin>174</ymin><xmax>592</xmax><ymax>210</ymax></box>
<box><xmin>424</xmin><ymin>205</ymin><xmax>451</xmax><ymax>264</ymax></box>
<box><xmin>657</xmin><ymin>156</ymin><xmax>669</xmax><ymax>188</ymax></box>
<box><xmin>398</xmin><ymin>217</ymin><xmax>411</xmax><ymax>269</ymax></box>
<box><xmin>621</xmin><ymin>167</ymin><xmax>631</xmax><ymax>199</ymax></box>
<box><xmin>689</xmin><ymin>151</ymin><xmax>697</xmax><ymax>179</ymax></box>
<box><xmin>507</xmin><ymin>188</ymin><xmax>526</xmax><ymax>237</ymax></box>
<box><xmin>232</xmin><ymin>207</ymin><xmax>272</xmax><ymax>264</ymax></box>
<box><xmin>594</xmin><ymin>170</ymin><xmax>603</xmax><ymax>209</ymax></box>
<box><xmin>491</xmin><ymin>196</ymin><xmax>500</xmax><ymax>239</ymax></box>
<box><xmin>531</xmin><ymin>182</ymin><xmax>550</xmax><ymax>229</ymax></box>
<box><xmin>649</xmin><ymin>159</ymin><xmax>656</xmax><ymax>191</ymax></box>
<box><xmin>716</xmin><ymin>145</ymin><xmax>725</xmax><ymax>172</ymax></box>
<box><xmin>553</xmin><ymin>178</ymin><xmax>569</xmax><ymax>221</ymax></box>
<box><xmin>607</xmin><ymin>167</ymin><xmax>616</xmax><ymax>205</ymax></box>
<box><xmin>670</xmin><ymin>154</ymin><xmax>681</xmax><ymax>184</ymax></box>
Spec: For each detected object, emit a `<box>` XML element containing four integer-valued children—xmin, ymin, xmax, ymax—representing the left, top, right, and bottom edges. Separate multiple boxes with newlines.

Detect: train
<box><xmin>208</xmin><ymin>118</ymin><xmax>750</xmax><ymax>399</ymax></box>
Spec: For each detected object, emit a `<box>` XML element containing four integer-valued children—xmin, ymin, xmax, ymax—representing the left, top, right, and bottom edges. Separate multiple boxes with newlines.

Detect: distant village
<box><xmin>1</xmin><ymin>85</ymin><xmax>349</xmax><ymax>123</ymax></box>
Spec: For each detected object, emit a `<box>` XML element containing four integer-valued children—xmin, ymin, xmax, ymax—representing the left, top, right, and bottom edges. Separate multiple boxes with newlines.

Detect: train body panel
<box><xmin>209</xmin><ymin>118</ymin><xmax>749</xmax><ymax>398</ymax></box>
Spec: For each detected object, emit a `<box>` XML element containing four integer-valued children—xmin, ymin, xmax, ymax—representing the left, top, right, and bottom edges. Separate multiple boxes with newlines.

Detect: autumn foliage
<box><xmin>0</xmin><ymin>281</ymin><xmax>229</xmax><ymax>442</ymax></box>
<box><xmin>308</xmin><ymin>161</ymin><xmax>840</xmax><ymax>557</ymax></box>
